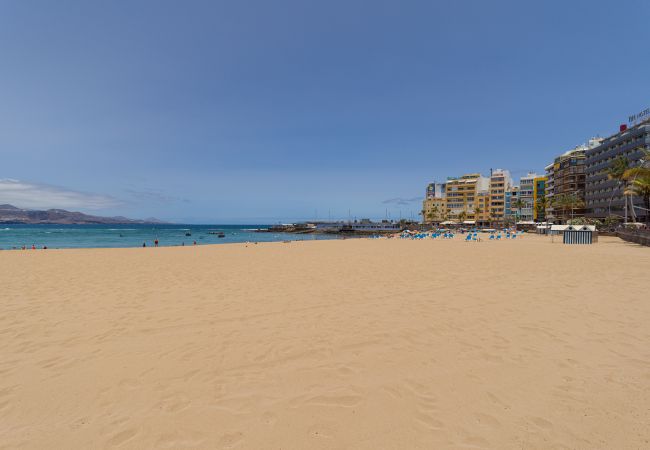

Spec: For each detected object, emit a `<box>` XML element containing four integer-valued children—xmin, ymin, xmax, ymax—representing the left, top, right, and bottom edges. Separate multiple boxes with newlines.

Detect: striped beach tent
<box><xmin>562</xmin><ymin>225</ymin><xmax>597</xmax><ymax>245</ymax></box>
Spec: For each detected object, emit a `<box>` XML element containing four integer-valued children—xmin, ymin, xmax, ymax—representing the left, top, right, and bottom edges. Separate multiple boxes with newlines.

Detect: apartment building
<box><xmin>505</xmin><ymin>186</ymin><xmax>520</xmax><ymax>223</ymax></box>
<box><xmin>545</xmin><ymin>138</ymin><xmax>601</xmax><ymax>223</ymax></box>
<box><xmin>425</xmin><ymin>182</ymin><xmax>447</xmax><ymax>200</ymax></box>
<box><xmin>518</xmin><ymin>173</ymin><xmax>539</xmax><ymax>221</ymax></box>
<box><xmin>444</xmin><ymin>173</ymin><xmax>489</xmax><ymax>223</ymax></box>
<box><xmin>488</xmin><ymin>169</ymin><xmax>512</xmax><ymax>225</ymax></box>
<box><xmin>585</xmin><ymin>120</ymin><xmax>650</xmax><ymax>222</ymax></box>
<box><xmin>475</xmin><ymin>191</ymin><xmax>491</xmax><ymax>226</ymax></box>
<box><xmin>533</xmin><ymin>176</ymin><xmax>547</xmax><ymax>221</ymax></box>
<box><xmin>422</xmin><ymin>196</ymin><xmax>447</xmax><ymax>223</ymax></box>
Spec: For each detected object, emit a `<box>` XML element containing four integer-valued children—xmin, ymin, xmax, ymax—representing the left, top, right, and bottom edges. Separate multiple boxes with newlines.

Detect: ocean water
<box><xmin>0</xmin><ymin>224</ymin><xmax>342</xmax><ymax>250</ymax></box>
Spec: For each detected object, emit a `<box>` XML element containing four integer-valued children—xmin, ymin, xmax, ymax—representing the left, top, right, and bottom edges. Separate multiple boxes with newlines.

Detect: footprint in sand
<box><xmin>158</xmin><ymin>393</ymin><xmax>191</xmax><ymax>413</ymax></box>
<box><xmin>155</xmin><ymin>432</ymin><xmax>206</xmax><ymax>449</ymax></box>
<box><xmin>106</xmin><ymin>428</ymin><xmax>139</xmax><ymax>447</ymax></box>
<box><xmin>69</xmin><ymin>416</ymin><xmax>90</xmax><ymax>430</ymax></box>
<box><xmin>117</xmin><ymin>378</ymin><xmax>140</xmax><ymax>390</ymax></box>
<box><xmin>529</xmin><ymin>416</ymin><xmax>554</xmax><ymax>430</ymax></box>
<box><xmin>219</xmin><ymin>431</ymin><xmax>244</xmax><ymax>448</ymax></box>
<box><xmin>405</xmin><ymin>380</ymin><xmax>444</xmax><ymax>431</ymax></box>
<box><xmin>306</xmin><ymin>393</ymin><xmax>363</xmax><ymax>408</ymax></box>
<box><xmin>460</xmin><ymin>434</ymin><xmax>490</xmax><ymax>448</ymax></box>
<box><xmin>474</xmin><ymin>412</ymin><xmax>501</xmax><ymax>429</ymax></box>
<box><xmin>261</xmin><ymin>411</ymin><xmax>277</xmax><ymax>426</ymax></box>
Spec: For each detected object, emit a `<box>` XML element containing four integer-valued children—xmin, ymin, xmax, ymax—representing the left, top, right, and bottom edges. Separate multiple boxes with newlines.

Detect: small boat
<box><xmin>185</xmin><ymin>232</ymin><xmax>191</xmax><ymax>236</ymax></box>
<box><xmin>217</xmin><ymin>233</ymin><xmax>225</xmax><ymax>238</ymax></box>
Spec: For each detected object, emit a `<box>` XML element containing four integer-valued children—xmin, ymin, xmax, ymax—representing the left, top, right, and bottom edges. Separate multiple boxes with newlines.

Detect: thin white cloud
<box><xmin>0</xmin><ymin>179</ymin><xmax>121</xmax><ymax>210</ymax></box>
<box><xmin>382</xmin><ymin>196</ymin><xmax>421</xmax><ymax>206</ymax></box>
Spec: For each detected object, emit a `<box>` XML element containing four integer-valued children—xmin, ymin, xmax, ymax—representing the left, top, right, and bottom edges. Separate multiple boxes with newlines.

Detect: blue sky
<box><xmin>1</xmin><ymin>0</ymin><xmax>649</xmax><ymax>223</ymax></box>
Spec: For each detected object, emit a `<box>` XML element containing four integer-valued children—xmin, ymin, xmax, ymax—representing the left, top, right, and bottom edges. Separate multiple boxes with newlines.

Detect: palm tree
<box><xmin>426</xmin><ymin>204</ymin><xmax>439</xmax><ymax>224</ymax></box>
<box><xmin>552</xmin><ymin>194</ymin><xmax>573</xmax><ymax>223</ymax></box>
<box><xmin>512</xmin><ymin>199</ymin><xmax>525</xmax><ymax>223</ymax></box>
<box><xmin>458</xmin><ymin>211</ymin><xmax>467</xmax><ymax>225</ymax></box>
<box><xmin>535</xmin><ymin>196</ymin><xmax>549</xmax><ymax>222</ymax></box>
<box><xmin>638</xmin><ymin>148</ymin><xmax>650</xmax><ymax>168</ymax></box>
<box><xmin>623</xmin><ymin>167</ymin><xmax>650</xmax><ymax>225</ymax></box>
<box><xmin>551</xmin><ymin>194</ymin><xmax>566</xmax><ymax>221</ymax></box>
<box><xmin>567</xmin><ymin>193</ymin><xmax>585</xmax><ymax>221</ymax></box>
<box><xmin>552</xmin><ymin>193</ymin><xmax>585</xmax><ymax>223</ymax></box>
<box><xmin>604</xmin><ymin>155</ymin><xmax>632</xmax><ymax>222</ymax></box>
<box><xmin>473</xmin><ymin>205</ymin><xmax>482</xmax><ymax>225</ymax></box>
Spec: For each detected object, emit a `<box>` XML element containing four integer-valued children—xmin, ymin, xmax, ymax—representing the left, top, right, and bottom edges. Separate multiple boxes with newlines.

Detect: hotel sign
<box><xmin>629</xmin><ymin>107</ymin><xmax>650</xmax><ymax>124</ymax></box>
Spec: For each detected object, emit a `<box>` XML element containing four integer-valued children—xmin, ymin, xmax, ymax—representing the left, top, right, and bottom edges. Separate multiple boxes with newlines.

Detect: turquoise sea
<box><xmin>0</xmin><ymin>224</ymin><xmax>341</xmax><ymax>250</ymax></box>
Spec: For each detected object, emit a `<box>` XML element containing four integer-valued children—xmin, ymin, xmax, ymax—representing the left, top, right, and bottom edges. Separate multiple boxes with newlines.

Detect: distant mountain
<box><xmin>0</xmin><ymin>204</ymin><xmax>167</xmax><ymax>225</ymax></box>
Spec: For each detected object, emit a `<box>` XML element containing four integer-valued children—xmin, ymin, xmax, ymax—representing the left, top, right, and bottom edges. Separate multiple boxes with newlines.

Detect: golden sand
<box><xmin>1</xmin><ymin>235</ymin><xmax>649</xmax><ymax>449</ymax></box>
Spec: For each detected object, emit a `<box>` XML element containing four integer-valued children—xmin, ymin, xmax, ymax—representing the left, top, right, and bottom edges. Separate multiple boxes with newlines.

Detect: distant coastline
<box><xmin>0</xmin><ymin>204</ymin><xmax>165</xmax><ymax>225</ymax></box>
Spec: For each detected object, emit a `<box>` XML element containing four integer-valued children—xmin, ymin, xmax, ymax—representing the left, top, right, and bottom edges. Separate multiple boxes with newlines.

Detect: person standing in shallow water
<box><xmin>142</xmin><ymin>242</ymin><xmax>146</xmax><ymax>248</ymax></box>
<box><xmin>154</xmin><ymin>239</ymin><xmax>159</xmax><ymax>247</ymax></box>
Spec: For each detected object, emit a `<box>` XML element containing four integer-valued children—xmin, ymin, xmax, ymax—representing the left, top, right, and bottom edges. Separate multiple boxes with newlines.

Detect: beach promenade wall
<box><xmin>617</xmin><ymin>229</ymin><xmax>650</xmax><ymax>247</ymax></box>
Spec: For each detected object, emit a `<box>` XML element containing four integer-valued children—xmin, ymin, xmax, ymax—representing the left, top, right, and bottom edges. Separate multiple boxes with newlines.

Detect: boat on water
<box><xmin>207</xmin><ymin>230</ymin><xmax>226</xmax><ymax>238</ymax></box>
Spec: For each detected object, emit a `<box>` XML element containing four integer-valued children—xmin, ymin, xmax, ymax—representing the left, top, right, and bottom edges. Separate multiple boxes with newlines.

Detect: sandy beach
<box><xmin>1</xmin><ymin>235</ymin><xmax>649</xmax><ymax>449</ymax></box>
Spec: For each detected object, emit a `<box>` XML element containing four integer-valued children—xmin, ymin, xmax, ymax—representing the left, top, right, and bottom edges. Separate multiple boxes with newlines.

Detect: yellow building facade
<box><xmin>445</xmin><ymin>174</ymin><xmax>489</xmax><ymax>223</ymax></box>
<box><xmin>533</xmin><ymin>176</ymin><xmax>548</xmax><ymax>221</ymax></box>
<box><xmin>488</xmin><ymin>169</ymin><xmax>512</xmax><ymax>225</ymax></box>
<box><xmin>422</xmin><ymin>197</ymin><xmax>447</xmax><ymax>223</ymax></box>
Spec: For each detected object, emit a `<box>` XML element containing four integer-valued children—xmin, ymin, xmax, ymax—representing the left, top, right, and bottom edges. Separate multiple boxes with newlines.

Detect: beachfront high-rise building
<box><xmin>422</xmin><ymin>196</ymin><xmax>447</xmax><ymax>223</ymax></box>
<box><xmin>518</xmin><ymin>173</ymin><xmax>539</xmax><ymax>222</ymax></box>
<box><xmin>422</xmin><ymin>181</ymin><xmax>447</xmax><ymax>224</ymax></box>
<box><xmin>505</xmin><ymin>185</ymin><xmax>520</xmax><ymax>223</ymax></box>
<box><xmin>425</xmin><ymin>182</ymin><xmax>447</xmax><ymax>199</ymax></box>
<box><xmin>544</xmin><ymin>162</ymin><xmax>554</xmax><ymax>210</ymax></box>
<box><xmin>475</xmin><ymin>191</ymin><xmax>491</xmax><ymax>226</ymax></box>
<box><xmin>585</xmin><ymin>120</ymin><xmax>650</xmax><ymax>223</ymax></box>
<box><xmin>533</xmin><ymin>176</ymin><xmax>548</xmax><ymax>221</ymax></box>
<box><xmin>445</xmin><ymin>173</ymin><xmax>489</xmax><ymax>224</ymax></box>
<box><xmin>488</xmin><ymin>169</ymin><xmax>512</xmax><ymax>226</ymax></box>
<box><xmin>544</xmin><ymin>139</ymin><xmax>601</xmax><ymax>223</ymax></box>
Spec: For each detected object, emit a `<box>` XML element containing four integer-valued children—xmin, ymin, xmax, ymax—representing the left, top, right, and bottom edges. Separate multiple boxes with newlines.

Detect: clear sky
<box><xmin>1</xmin><ymin>0</ymin><xmax>649</xmax><ymax>223</ymax></box>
